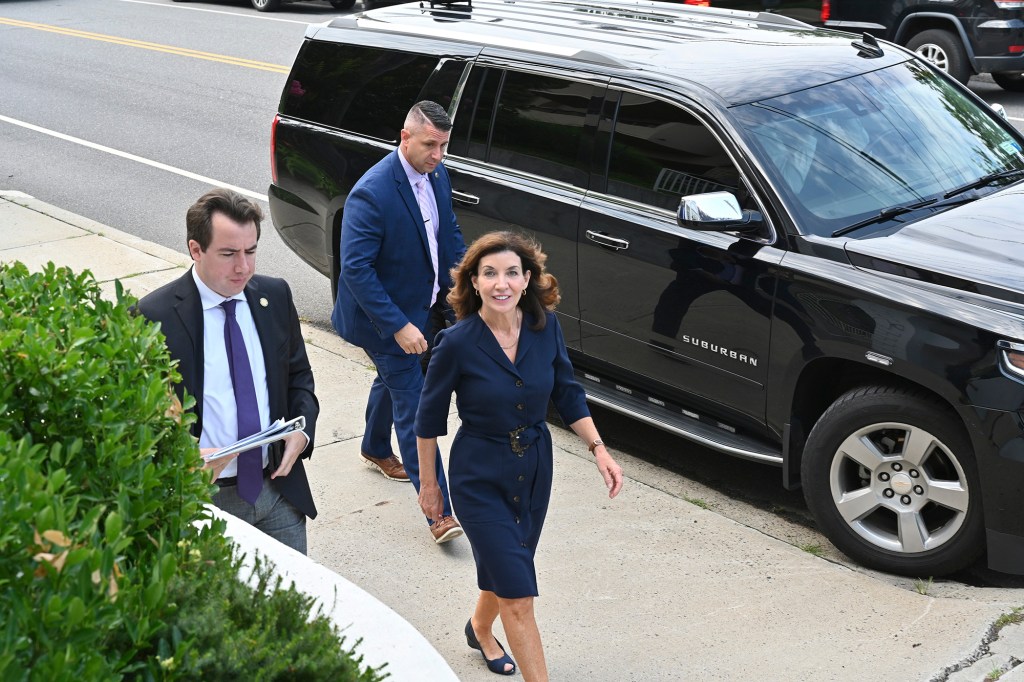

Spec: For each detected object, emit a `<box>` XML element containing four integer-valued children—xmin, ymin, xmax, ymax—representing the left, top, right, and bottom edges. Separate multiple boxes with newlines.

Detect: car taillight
<box><xmin>271</xmin><ymin>114</ymin><xmax>279</xmax><ymax>185</ymax></box>
<box><xmin>685</xmin><ymin>0</ymin><xmax>710</xmax><ymax>5</ymax></box>
<box><xmin>821</xmin><ymin>0</ymin><xmax>830</xmax><ymax>22</ymax></box>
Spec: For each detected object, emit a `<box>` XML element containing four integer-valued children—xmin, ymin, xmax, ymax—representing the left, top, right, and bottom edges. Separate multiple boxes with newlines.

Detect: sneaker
<box><xmin>430</xmin><ymin>516</ymin><xmax>463</xmax><ymax>544</ymax></box>
<box><xmin>359</xmin><ymin>453</ymin><xmax>410</xmax><ymax>481</ymax></box>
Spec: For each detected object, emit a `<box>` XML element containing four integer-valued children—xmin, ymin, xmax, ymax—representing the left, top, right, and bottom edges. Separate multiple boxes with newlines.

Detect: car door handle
<box><xmin>452</xmin><ymin>190</ymin><xmax>480</xmax><ymax>206</ymax></box>
<box><xmin>586</xmin><ymin>230</ymin><xmax>630</xmax><ymax>251</ymax></box>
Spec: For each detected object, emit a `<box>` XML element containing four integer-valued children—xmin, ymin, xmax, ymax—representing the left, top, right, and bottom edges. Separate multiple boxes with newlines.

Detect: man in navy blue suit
<box><xmin>332</xmin><ymin>100</ymin><xmax>466</xmax><ymax>544</ymax></box>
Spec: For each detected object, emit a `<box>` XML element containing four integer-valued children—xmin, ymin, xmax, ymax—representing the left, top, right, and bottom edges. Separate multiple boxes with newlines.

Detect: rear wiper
<box><xmin>943</xmin><ymin>168</ymin><xmax>1024</xmax><ymax>199</ymax></box>
<box><xmin>831</xmin><ymin>198</ymin><xmax>936</xmax><ymax>238</ymax></box>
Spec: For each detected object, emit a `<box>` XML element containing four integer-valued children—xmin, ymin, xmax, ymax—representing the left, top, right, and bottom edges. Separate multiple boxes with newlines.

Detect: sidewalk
<box><xmin>3</xmin><ymin>189</ymin><xmax>1023</xmax><ymax>682</ymax></box>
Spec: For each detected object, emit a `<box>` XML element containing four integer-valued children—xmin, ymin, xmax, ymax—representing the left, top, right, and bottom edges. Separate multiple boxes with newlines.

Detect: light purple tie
<box><xmin>413</xmin><ymin>176</ymin><xmax>438</xmax><ymax>236</ymax></box>
<box><xmin>414</xmin><ymin>177</ymin><xmax>441</xmax><ymax>304</ymax></box>
<box><xmin>221</xmin><ymin>299</ymin><xmax>263</xmax><ymax>505</ymax></box>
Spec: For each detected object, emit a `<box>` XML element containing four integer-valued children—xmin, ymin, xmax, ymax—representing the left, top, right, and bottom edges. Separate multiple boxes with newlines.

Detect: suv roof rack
<box><xmin>322</xmin><ymin>0</ymin><xmax>814</xmax><ymax>69</ymax></box>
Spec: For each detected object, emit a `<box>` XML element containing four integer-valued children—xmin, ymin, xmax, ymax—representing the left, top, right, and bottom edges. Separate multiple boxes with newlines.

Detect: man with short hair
<box><xmin>138</xmin><ymin>188</ymin><xmax>319</xmax><ymax>553</ymax></box>
<box><xmin>332</xmin><ymin>100</ymin><xmax>465</xmax><ymax>544</ymax></box>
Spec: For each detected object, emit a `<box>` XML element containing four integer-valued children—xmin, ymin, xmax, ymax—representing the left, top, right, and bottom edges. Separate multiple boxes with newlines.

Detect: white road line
<box><xmin>0</xmin><ymin>114</ymin><xmax>269</xmax><ymax>202</ymax></box>
<box><xmin>117</xmin><ymin>0</ymin><xmax>318</xmax><ymax>25</ymax></box>
<box><xmin>1010</xmin><ymin>116</ymin><xmax>1024</xmax><ymax>123</ymax></box>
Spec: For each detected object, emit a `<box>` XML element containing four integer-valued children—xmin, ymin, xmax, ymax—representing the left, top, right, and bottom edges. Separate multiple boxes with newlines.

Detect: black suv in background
<box><xmin>689</xmin><ymin>0</ymin><xmax>1024</xmax><ymax>88</ymax></box>
<box><xmin>269</xmin><ymin>0</ymin><xmax>1024</xmax><ymax>577</ymax></box>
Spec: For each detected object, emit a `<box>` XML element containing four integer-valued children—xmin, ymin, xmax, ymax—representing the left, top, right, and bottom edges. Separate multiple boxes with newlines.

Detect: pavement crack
<box><xmin>927</xmin><ymin>609</ymin><xmax>1024</xmax><ymax>681</ymax></box>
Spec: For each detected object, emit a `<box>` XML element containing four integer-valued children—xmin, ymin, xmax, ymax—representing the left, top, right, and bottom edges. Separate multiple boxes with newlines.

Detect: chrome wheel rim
<box><xmin>915</xmin><ymin>44</ymin><xmax>950</xmax><ymax>73</ymax></box>
<box><xmin>829</xmin><ymin>422</ymin><xmax>969</xmax><ymax>554</ymax></box>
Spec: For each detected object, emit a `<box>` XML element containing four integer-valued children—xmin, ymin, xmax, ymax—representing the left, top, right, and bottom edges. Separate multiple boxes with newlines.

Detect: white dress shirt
<box><xmin>191</xmin><ymin>267</ymin><xmax>271</xmax><ymax>477</ymax></box>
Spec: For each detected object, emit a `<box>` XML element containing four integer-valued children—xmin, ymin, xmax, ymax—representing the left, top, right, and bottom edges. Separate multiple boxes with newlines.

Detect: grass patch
<box><xmin>798</xmin><ymin>543</ymin><xmax>825</xmax><ymax>557</ymax></box>
<box><xmin>684</xmin><ymin>496</ymin><xmax>712</xmax><ymax>510</ymax></box>
<box><xmin>913</xmin><ymin>577</ymin><xmax>933</xmax><ymax>595</ymax></box>
<box><xmin>994</xmin><ymin>607</ymin><xmax>1024</xmax><ymax>629</ymax></box>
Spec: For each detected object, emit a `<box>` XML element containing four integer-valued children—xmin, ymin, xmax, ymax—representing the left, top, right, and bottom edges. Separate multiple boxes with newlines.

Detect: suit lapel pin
<box><xmin>433</xmin><ymin>171</ymin><xmax>439</xmax><ymax>178</ymax></box>
<box><xmin>260</xmin><ymin>297</ymin><xmax>269</xmax><ymax>308</ymax></box>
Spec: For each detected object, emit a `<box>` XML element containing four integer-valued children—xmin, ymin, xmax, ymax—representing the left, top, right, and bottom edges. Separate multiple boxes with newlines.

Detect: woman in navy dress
<box><xmin>415</xmin><ymin>231</ymin><xmax>623</xmax><ymax>681</ymax></box>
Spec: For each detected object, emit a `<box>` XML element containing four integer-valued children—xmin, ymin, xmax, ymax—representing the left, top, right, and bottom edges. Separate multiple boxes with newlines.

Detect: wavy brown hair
<box><xmin>448</xmin><ymin>231</ymin><xmax>560</xmax><ymax>330</ymax></box>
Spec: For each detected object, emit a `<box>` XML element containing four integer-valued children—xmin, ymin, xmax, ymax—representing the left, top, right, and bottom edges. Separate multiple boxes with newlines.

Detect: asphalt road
<box><xmin>0</xmin><ymin>0</ymin><xmax>350</xmax><ymax>327</ymax></box>
<box><xmin>4</xmin><ymin>0</ymin><xmax>1024</xmax><ymax>588</ymax></box>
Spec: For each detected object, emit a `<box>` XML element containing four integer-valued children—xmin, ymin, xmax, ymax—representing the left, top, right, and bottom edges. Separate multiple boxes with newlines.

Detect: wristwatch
<box><xmin>588</xmin><ymin>438</ymin><xmax>604</xmax><ymax>454</ymax></box>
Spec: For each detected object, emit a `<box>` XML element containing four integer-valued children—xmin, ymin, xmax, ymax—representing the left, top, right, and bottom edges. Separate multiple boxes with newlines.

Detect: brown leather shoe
<box><xmin>430</xmin><ymin>516</ymin><xmax>463</xmax><ymax>544</ymax></box>
<box><xmin>359</xmin><ymin>453</ymin><xmax>410</xmax><ymax>481</ymax></box>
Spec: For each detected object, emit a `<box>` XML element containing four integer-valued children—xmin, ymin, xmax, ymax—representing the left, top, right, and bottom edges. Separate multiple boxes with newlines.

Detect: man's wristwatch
<box><xmin>588</xmin><ymin>438</ymin><xmax>604</xmax><ymax>454</ymax></box>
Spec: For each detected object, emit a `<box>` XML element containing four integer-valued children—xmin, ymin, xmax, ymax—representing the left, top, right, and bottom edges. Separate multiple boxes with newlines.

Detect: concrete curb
<box><xmin>210</xmin><ymin>507</ymin><xmax>458</xmax><ymax>681</ymax></box>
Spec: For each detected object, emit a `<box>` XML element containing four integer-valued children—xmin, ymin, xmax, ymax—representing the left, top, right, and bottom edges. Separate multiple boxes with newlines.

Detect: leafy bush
<box><xmin>0</xmin><ymin>263</ymin><xmax>385</xmax><ymax>681</ymax></box>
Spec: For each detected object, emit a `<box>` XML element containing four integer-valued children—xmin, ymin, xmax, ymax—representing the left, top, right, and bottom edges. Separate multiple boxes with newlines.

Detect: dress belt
<box><xmin>215</xmin><ymin>465</ymin><xmax>271</xmax><ymax>488</ymax></box>
<box><xmin>460</xmin><ymin>421</ymin><xmax>547</xmax><ymax>454</ymax></box>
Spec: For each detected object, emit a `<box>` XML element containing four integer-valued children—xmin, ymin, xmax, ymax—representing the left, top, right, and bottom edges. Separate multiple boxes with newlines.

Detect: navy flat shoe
<box><xmin>465</xmin><ymin>619</ymin><xmax>516</xmax><ymax>676</ymax></box>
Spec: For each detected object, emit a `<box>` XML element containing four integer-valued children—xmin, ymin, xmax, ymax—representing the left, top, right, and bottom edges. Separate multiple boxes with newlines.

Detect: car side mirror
<box><xmin>677</xmin><ymin>191</ymin><xmax>763</xmax><ymax>232</ymax></box>
<box><xmin>990</xmin><ymin>102</ymin><xmax>1008</xmax><ymax>119</ymax></box>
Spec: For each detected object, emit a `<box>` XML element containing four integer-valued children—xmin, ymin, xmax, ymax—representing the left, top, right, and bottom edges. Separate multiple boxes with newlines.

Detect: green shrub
<box><xmin>0</xmin><ymin>263</ymin><xmax>386</xmax><ymax>681</ymax></box>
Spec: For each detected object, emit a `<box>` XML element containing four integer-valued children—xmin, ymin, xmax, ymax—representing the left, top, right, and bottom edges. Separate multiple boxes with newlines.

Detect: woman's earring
<box><xmin>474</xmin><ymin>288</ymin><xmax>480</xmax><ymax>297</ymax></box>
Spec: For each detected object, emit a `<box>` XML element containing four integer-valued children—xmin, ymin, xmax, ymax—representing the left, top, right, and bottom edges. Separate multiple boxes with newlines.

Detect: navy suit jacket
<box><xmin>332</xmin><ymin>149</ymin><xmax>465</xmax><ymax>353</ymax></box>
<box><xmin>137</xmin><ymin>270</ymin><xmax>319</xmax><ymax>519</ymax></box>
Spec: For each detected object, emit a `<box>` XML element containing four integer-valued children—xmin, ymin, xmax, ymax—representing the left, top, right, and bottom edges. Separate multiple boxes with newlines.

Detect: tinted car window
<box><xmin>732</xmin><ymin>61</ymin><xmax>1024</xmax><ymax>237</ymax></box>
<box><xmin>419</xmin><ymin>58</ymin><xmax>468</xmax><ymax>114</ymax></box>
<box><xmin>452</xmin><ymin>68</ymin><xmax>596</xmax><ymax>186</ymax></box>
<box><xmin>603</xmin><ymin>91</ymin><xmax>741</xmax><ymax>212</ymax></box>
<box><xmin>282</xmin><ymin>43</ymin><xmax>439</xmax><ymax>140</ymax></box>
<box><xmin>450</xmin><ymin>66</ymin><xmax>500</xmax><ymax>160</ymax></box>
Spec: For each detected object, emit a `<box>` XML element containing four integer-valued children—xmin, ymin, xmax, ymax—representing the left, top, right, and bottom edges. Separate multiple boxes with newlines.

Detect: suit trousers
<box><xmin>361</xmin><ymin>303</ymin><xmax>448</xmax><ymax>459</ymax></box>
<box><xmin>367</xmin><ymin>349</ymin><xmax>453</xmax><ymax>520</ymax></box>
<box><xmin>213</xmin><ymin>477</ymin><xmax>307</xmax><ymax>554</ymax></box>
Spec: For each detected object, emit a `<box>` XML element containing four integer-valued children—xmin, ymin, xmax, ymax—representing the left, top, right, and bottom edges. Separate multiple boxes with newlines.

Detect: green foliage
<box><xmin>146</xmin><ymin>533</ymin><xmax>386</xmax><ymax>681</ymax></box>
<box><xmin>0</xmin><ymin>263</ymin><xmax>385</xmax><ymax>681</ymax></box>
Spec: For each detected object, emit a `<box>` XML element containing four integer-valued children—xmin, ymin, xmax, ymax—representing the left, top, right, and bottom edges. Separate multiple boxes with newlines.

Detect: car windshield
<box><xmin>731</xmin><ymin>61</ymin><xmax>1024</xmax><ymax>238</ymax></box>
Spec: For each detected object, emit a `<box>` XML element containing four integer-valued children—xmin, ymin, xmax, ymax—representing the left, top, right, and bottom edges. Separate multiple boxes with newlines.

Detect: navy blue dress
<box><xmin>415</xmin><ymin>311</ymin><xmax>590</xmax><ymax>598</ymax></box>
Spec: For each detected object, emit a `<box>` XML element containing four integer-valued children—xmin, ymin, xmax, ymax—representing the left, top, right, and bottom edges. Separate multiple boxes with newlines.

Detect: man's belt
<box><xmin>215</xmin><ymin>464</ymin><xmax>271</xmax><ymax>488</ymax></box>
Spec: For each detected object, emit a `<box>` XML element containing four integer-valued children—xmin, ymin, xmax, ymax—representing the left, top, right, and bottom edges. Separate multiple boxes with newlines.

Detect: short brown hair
<box><xmin>186</xmin><ymin>188</ymin><xmax>263</xmax><ymax>251</ymax></box>
<box><xmin>448</xmin><ymin>231</ymin><xmax>559</xmax><ymax>330</ymax></box>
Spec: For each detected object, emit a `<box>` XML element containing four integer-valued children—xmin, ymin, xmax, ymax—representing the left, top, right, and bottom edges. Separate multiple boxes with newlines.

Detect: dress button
<box><xmin>518</xmin><ymin>475</ymin><xmax>525</xmax><ymax>481</ymax></box>
<box><xmin>517</xmin><ymin>453</ymin><xmax>524</xmax><ymax>458</ymax></box>
<box><xmin>513</xmin><ymin>495</ymin><xmax>520</xmax><ymax>502</ymax></box>
<box><xmin>515</xmin><ymin>516</ymin><xmax>520</xmax><ymax>524</ymax></box>
<box><xmin>516</xmin><ymin>403</ymin><xmax>525</xmax><ymax>410</ymax></box>
<box><xmin>515</xmin><ymin>380</ymin><xmax>523</xmax><ymax>387</ymax></box>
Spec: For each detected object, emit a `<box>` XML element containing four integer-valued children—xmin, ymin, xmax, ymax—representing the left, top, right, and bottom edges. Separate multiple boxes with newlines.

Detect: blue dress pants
<box><xmin>367</xmin><ymin>350</ymin><xmax>452</xmax><ymax>520</ymax></box>
<box><xmin>362</xmin><ymin>304</ymin><xmax>446</xmax><ymax>458</ymax></box>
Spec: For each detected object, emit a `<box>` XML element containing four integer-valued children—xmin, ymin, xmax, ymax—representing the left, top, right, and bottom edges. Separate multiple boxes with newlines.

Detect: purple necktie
<box><xmin>221</xmin><ymin>299</ymin><xmax>263</xmax><ymax>505</ymax></box>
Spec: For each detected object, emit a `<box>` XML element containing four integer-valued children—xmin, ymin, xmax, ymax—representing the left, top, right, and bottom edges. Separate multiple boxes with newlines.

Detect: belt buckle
<box><xmin>509</xmin><ymin>425</ymin><xmax>526</xmax><ymax>454</ymax></box>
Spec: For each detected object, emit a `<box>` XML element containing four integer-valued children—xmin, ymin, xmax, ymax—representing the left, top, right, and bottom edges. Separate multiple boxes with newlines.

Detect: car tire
<box><xmin>992</xmin><ymin>72</ymin><xmax>1024</xmax><ymax>92</ymax></box>
<box><xmin>363</xmin><ymin>0</ymin><xmax>377</xmax><ymax>9</ymax></box>
<box><xmin>251</xmin><ymin>0</ymin><xmax>282</xmax><ymax>11</ymax></box>
<box><xmin>801</xmin><ymin>385</ymin><xmax>984</xmax><ymax>576</ymax></box>
<box><xmin>331</xmin><ymin>0</ymin><xmax>357</xmax><ymax>8</ymax></box>
<box><xmin>906</xmin><ymin>29</ymin><xmax>971</xmax><ymax>84</ymax></box>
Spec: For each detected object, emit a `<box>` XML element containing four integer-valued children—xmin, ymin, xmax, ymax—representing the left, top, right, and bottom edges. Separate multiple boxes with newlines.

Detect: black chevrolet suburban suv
<box><xmin>269</xmin><ymin>0</ymin><xmax>1024</xmax><ymax>577</ymax></box>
